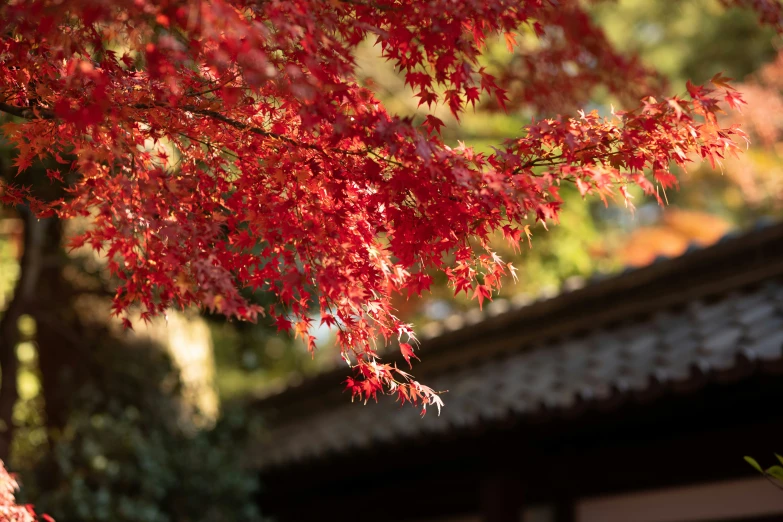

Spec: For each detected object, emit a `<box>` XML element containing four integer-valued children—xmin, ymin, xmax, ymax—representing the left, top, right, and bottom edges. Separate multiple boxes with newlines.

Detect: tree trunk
<box><xmin>31</xmin><ymin>217</ymin><xmax>89</xmax><ymax>433</ymax></box>
<box><xmin>0</xmin><ymin>208</ymin><xmax>46</xmax><ymax>462</ymax></box>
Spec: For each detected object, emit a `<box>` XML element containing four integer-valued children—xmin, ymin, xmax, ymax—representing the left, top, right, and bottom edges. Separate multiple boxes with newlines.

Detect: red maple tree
<box><xmin>0</xmin><ymin>0</ymin><xmax>779</xmax><ymax>414</ymax></box>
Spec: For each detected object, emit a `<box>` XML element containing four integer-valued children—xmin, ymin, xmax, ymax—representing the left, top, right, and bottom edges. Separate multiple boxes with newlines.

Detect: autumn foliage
<box><xmin>0</xmin><ymin>0</ymin><xmax>780</xmax><ymax>413</ymax></box>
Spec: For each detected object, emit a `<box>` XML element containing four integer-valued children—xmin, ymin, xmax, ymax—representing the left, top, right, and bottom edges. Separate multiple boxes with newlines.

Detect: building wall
<box><xmin>576</xmin><ymin>477</ymin><xmax>783</xmax><ymax>522</ymax></box>
<box><xmin>409</xmin><ymin>478</ymin><xmax>783</xmax><ymax>522</ymax></box>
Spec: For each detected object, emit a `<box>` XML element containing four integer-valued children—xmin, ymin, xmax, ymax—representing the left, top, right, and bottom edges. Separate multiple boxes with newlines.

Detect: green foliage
<box><xmin>10</xmin><ymin>330</ymin><xmax>48</xmax><ymax>471</ymax></box>
<box><xmin>16</xmin><ymin>340</ymin><xmax>264</xmax><ymax>522</ymax></box>
<box><xmin>745</xmin><ymin>455</ymin><xmax>764</xmax><ymax>472</ymax></box>
<box><xmin>745</xmin><ymin>454</ymin><xmax>783</xmax><ymax>490</ymax></box>
<box><xmin>768</xmin><ymin>466</ymin><xmax>783</xmax><ymax>481</ymax></box>
<box><xmin>0</xmin><ymin>226</ymin><xmax>19</xmax><ymax>309</ymax></box>
<box><xmin>596</xmin><ymin>0</ymin><xmax>777</xmax><ymax>90</ymax></box>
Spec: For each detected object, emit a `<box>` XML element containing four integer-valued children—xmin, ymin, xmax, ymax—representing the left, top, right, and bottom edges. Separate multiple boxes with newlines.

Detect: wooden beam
<box><xmin>480</xmin><ymin>474</ymin><xmax>523</xmax><ymax>522</ymax></box>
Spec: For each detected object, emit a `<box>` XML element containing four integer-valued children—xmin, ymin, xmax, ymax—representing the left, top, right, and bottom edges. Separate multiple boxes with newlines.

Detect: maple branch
<box><xmin>185</xmin><ymin>74</ymin><xmax>240</xmax><ymax>98</ymax></box>
<box><xmin>337</xmin><ymin>0</ymin><xmax>401</xmax><ymax>12</ymax></box>
<box><xmin>131</xmin><ymin>103</ymin><xmax>416</xmax><ymax>170</ymax></box>
<box><xmin>177</xmin><ymin>133</ymin><xmax>242</xmax><ymax>159</ymax></box>
<box><xmin>366</xmin><ymin>148</ymin><xmax>406</xmax><ymax>168</ymax></box>
<box><xmin>0</xmin><ymin>100</ymin><xmax>341</xmax><ymax>156</ymax></box>
<box><xmin>515</xmin><ymin>143</ymin><xmax>613</xmax><ymax>172</ymax></box>
<box><xmin>0</xmin><ymin>101</ymin><xmax>413</xmax><ymax>172</ymax></box>
<box><xmin>0</xmin><ymin>102</ymin><xmax>54</xmax><ymax>120</ymax></box>
<box><xmin>255</xmin><ymin>0</ymin><xmax>400</xmax><ymax>11</ymax></box>
<box><xmin>130</xmin><ymin>103</ymin><xmax>365</xmax><ymax>155</ymax></box>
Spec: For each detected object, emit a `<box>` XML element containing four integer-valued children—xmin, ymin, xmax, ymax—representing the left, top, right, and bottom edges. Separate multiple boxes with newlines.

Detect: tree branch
<box><xmin>0</xmin><ymin>102</ymin><xmax>380</xmax><ymax>161</ymax></box>
<box><xmin>0</xmin><ymin>101</ymin><xmax>408</xmax><ymax>171</ymax></box>
<box><xmin>0</xmin><ymin>102</ymin><xmax>54</xmax><ymax>120</ymax></box>
<box><xmin>337</xmin><ymin>0</ymin><xmax>401</xmax><ymax>12</ymax></box>
<box><xmin>131</xmin><ymin>103</ymin><xmax>366</xmax><ymax>157</ymax></box>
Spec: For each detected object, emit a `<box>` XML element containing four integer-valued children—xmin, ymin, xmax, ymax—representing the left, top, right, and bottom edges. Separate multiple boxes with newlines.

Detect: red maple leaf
<box><xmin>421</xmin><ymin>115</ymin><xmax>445</xmax><ymax>136</ymax></box>
<box><xmin>399</xmin><ymin>342</ymin><xmax>420</xmax><ymax>368</ymax></box>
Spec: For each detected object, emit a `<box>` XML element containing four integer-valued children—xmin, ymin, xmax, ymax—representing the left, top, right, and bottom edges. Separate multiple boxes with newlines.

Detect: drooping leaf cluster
<box><xmin>0</xmin><ymin>0</ymin><xmax>779</xmax><ymax>412</ymax></box>
<box><xmin>0</xmin><ymin>459</ymin><xmax>47</xmax><ymax>522</ymax></box>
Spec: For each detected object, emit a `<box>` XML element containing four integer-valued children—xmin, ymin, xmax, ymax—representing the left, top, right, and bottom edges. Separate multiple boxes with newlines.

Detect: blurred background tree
<box><xmin>1</xmin><ymin>1</ymin><xmax>783</xmax><ymax>520</ymax></box>
<box><xmin>0</xmin><ymin>142</ymin><xmax>263</xmax><ymax>520</ymax></box>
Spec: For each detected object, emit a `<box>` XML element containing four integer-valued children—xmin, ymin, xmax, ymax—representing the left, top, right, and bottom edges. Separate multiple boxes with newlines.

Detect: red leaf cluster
<box><xmin>0</xmin><ymin>0</ymin><xmax>769</xmax><ymax>412</ymax></box>
<box><xmin>0</xmin><ymin>460</ymin><xmax>49</xmax><ymax>522</ymax></box>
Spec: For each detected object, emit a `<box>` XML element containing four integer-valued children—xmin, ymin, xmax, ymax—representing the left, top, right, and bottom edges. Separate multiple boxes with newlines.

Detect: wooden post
<box><xmin>553</xmin><ymin>498</ymin><xmax>576</xmax><ymax>522</ymax></box>
<box><xmin>480</xmin><ymin>474</ymin><xmax>523</xmax><ymax>522</ymax></box>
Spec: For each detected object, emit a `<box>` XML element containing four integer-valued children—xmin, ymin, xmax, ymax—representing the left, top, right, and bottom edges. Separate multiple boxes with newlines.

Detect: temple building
<box><xmin>252</xmin><ymin>222</ymin><xmax>783</xmax><ymax>522</ymax></box>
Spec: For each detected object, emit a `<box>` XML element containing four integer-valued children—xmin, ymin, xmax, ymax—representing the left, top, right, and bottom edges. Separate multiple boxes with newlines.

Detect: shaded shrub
<box><xmin>17</xmin><ymin>341</ymin><xmax>264</xmax><ymax>522</ymax></box>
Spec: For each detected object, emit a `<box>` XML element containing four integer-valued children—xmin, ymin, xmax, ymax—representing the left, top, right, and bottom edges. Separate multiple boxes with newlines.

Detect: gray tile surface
<box><xmin>256</xmin><ymin>280</ymin><xmax>783</xmax><ymax>468</ymax></box>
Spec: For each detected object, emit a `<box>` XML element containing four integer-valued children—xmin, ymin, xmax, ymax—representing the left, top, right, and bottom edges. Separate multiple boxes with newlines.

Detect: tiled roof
<box><xmin>252</xmin><ymin>222</ymin><xmax>783</xmax><ymax>469</ymax></box>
